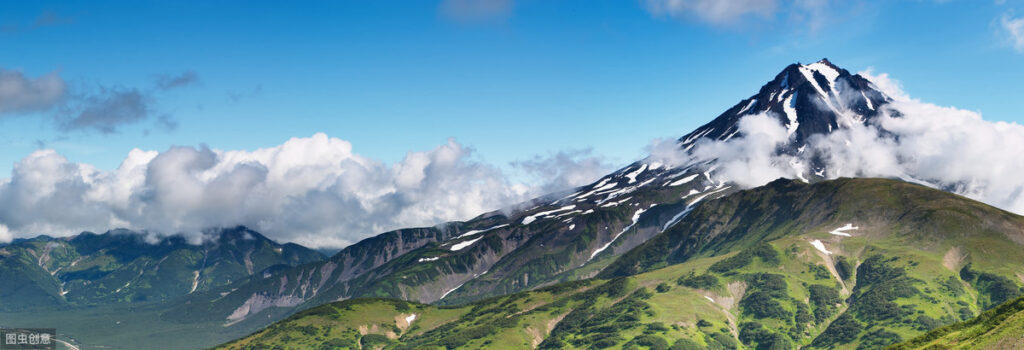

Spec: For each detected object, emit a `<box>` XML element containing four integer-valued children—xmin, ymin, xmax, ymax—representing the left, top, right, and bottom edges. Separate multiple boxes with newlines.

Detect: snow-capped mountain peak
<box><xmin>678</xmin><ymin>58</ymin><xmax>890</xmax><ymax>148</ymax></box>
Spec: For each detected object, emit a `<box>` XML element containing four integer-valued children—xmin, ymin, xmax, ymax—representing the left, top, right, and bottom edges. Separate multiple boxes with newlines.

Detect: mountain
<box><xmin>679</xmin><ymin>58</ymin><xmax>887</xmax><ymax>148</ymax></box>
<box><xmin>171</xmin><ymin>59</ymin><xmax>901</xmax><ymax>327</ymax></box>
<box><xmin>0</xmin><ymin>226</ymin><xmax>324</xmax><ymax>311</ymax></box>
<box><xmin>214</xmin><ymin>178</ymin><xmax>1024</xmax><ymax>349</ymax></box>
<box><xmin>893</xmin><ymin>294</ymin><xmax>1024</xmax><ymax>349</ymax></box>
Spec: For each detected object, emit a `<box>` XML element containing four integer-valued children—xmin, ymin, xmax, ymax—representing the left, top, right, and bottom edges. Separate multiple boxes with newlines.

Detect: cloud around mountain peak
<box><xmin>648</xmin><ymin>69</ymin><xmax>1024</xmax><ymax>215</ymax></box>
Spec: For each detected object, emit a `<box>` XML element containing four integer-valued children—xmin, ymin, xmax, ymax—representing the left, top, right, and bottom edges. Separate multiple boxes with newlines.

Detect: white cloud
<box><xmin>0</xmin><ymin>134</ymin><xmax>599</xmax><ymax>248</ymax></box>
<box><xmin>512</xmin><ymin>149</ymin><xmax>614</xmax><ymax>195</ymax></box>
<box><xmin>0</xmin><ymin>224</ymin><xmax>11</xmax><ymax>244</ymax></box>
<box><xmin>649</xmin><ymin>113</ymin><xmax>793</xmax><ymax>188</ymax></box>
<box><xmin>0</xmin><ymin>69</ymin><xmax>66</xmax><ymax>116</ymax></box>
<box><xmin>1002</xmin><ymin>12</ymin><xmax>1024</xmax><ymax>52</ymax></box>
<box><xmin>858</xmin><ymin>68</ymin><xmax>909</xmax><ymax>101</ymax></box>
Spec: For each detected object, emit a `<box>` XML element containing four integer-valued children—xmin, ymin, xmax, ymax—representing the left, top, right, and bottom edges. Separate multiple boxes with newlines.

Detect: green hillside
<box><xmin>215</xmin><ymin>178</ymin><xmax>1024</xmax><ymax>349</ymax></box>
<box><xmin>891</xmin><ymin>295</ymin><xmax>1024</xmax><ymax>349</ymax></box>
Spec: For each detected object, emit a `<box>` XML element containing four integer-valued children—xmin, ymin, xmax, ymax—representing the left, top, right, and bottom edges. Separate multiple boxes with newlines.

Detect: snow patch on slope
<box><xmin>810</xmin><ymin>240</ymin><xmax>831</xmax><ymax>255</ymax></box>
<box><xmin>829</xmin><ymin>223</ymin><xmax>857</xmax><ymax>237</ymax></box>
<box><xmin>450</xmin><ymin>236</ymin><xmax>483</xmax><ymax>251</ymax></box>
<box><xmin>588</xmin><ymin>208</ymin><xmax>647</xmax><ymax>261</ymax></box>
<box><xmin>455</xmin><ymin>224</ymin><xmax>508</xmax><ymax>239</ymax></box>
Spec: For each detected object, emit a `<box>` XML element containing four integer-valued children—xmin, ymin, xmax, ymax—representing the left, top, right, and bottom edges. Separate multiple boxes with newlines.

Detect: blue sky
<box><xmin>2</xmin><ymin>0</ymin><xmax>1023</xmax><ymax>175</ymax></box>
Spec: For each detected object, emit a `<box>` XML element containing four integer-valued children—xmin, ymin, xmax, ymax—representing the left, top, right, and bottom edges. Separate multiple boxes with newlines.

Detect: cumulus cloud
<box><xmin>1002</xmin><ymin>12</ymin><xmax>1024</xmax><ymax>52</ymax></box>
<box><xmin>0</xmin><ymin>69</ymin><xmax>67</xmax><ymax>116</ymax></box>
<box><xmin>0</xmin><ymin>134</ymin><xmax>601</xmax><ymax>248</ymax></box>
<box><xmin>440</xmin><ymin>0</ymin><xmax>514</xmax><ymax>23</ymax></box>
<box><xmin>512</xmin><ymin>149</ymin><xmax>615</xmax><ymax>195</ymax></box>
<box><xmin>649</xmin><ymin>70</ymin><xmax>1024</xmax><ymax>215</ymax></box>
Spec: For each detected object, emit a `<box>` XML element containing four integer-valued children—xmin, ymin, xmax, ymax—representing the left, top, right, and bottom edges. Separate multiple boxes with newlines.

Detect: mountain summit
<box><xmin>679</xmin><ymin>58</ymin><xmax>890</xmax><ymax>148</ymax></box>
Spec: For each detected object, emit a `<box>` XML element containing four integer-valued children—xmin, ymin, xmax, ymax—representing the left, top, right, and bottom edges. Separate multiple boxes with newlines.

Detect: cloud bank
<box><xmin>0</xmin><ymin>134</ymin><xmax>604</xmax><ymax>247</ymax></box>
<box><xmin>649</xmin><ymin>70</ymin><xmax>1024</xmax><ymax>215</ymax></box>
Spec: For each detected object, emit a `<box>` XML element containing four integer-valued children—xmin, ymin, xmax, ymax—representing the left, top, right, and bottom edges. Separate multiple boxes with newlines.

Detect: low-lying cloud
<box><xmin>649</xmin><ymin>70</ymin><xmax>1024</xmax><ymax>215</ymax></box>
<box><xmin>0</xmin><ymin>135</ymin><xmax>604</xmax><ymax>246</ymax></box>
<box><xmin>512</xmin><ymin>149</ymin><xmax>615</xmax><ymax>195</ymax></box>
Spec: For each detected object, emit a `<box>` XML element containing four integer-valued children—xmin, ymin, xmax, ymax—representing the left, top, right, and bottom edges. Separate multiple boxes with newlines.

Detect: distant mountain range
<box><xmin>3</xmin><ymin>59</ymin><xmax>1021</xmax><ymax>349</ymax></box>
<box><xmin>0</xmin><ymin>226</ymin><xmax>323</xmax><ymax>312</ymax></box>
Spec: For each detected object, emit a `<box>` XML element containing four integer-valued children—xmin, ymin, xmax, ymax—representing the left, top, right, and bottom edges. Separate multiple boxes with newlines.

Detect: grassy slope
<box><xmin>891</xmin><ymin>295</ymin><xmax>1024</xmax><ymax>349</ymax></box>
<box><xmin>215</xmin><ymin>178</ymin><xmax>1024</xmax><ymax>349</ymax></box>
<box><xmin>215</xmin><ymin>237</ymin><xmax>1021</xmax><ymax>349</ymax></box>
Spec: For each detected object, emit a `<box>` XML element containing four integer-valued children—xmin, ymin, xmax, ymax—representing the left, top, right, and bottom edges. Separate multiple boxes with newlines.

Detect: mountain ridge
<box><xmin>0</xmin><ymin>225</ymin><xmax>325</xmax><ymax>311</ymax></box>
<box><xmin>214</xmin><ymin>177</ymin><xmax>1024</xmax><ymax>349</ymax></box>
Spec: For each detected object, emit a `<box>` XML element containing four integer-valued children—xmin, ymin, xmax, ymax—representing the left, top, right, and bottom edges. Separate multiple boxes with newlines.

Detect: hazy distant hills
<box><xmin>0</xmin><ymin>226</ymin><xmax>323</xmax><ymax>311</ymax></box>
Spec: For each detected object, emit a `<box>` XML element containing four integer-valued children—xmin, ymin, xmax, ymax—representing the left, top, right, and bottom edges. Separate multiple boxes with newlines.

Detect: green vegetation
<box><xmin>216</xmin><ymin>178</ymin><xmax>1024</xmax><ymax>350</ymax></box>
<box><xmin>812</xmin><ymin>313</ymin><xmax>862</xmax><ymax>347</ymax></box>
<box><xmin>676</xmin><ymin>272</ymin><xmax>721</xmax><ymax>290</ymax></box>
<box><xmin>708</xmin><ymin>243</ymin><xmax>781</xmax><ymax>274</ymax></box>
<box><xmin>892</xmin><ymin>294</ymin><xmax>1024</xmax><ymax>349</ymax></box>
<box><xmin>959</xmin><ymin>262</ymin><xmax>1023</xmax><ymax>309</ymax></box>
<box><xmin>808</xmin><ymin>284</ymin><xmax>841</xmax><ymax>323</ymax></box>
<box><xmin>834</xmin><ymin>256</ymin><xmax>854</xmax><ymax>281</ymax></box>
<box><xmin>849</xmin><ymin>255</ymin><xmax>920</xmax><ymax>322</ymax></box>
